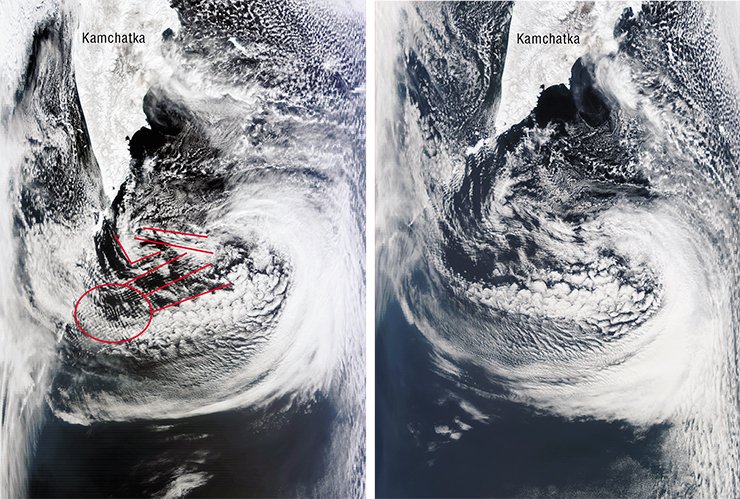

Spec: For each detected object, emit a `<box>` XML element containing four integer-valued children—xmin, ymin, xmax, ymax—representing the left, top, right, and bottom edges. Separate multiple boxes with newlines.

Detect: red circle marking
<box><xmin>73</xmin><ymin>283</ymin><xmax>153</xmax><ymax>344</ymax></box>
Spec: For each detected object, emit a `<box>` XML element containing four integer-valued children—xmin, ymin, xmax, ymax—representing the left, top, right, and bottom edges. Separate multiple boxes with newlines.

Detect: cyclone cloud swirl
<box><xmin>1</xmin><ymin>0</ymin><xmax>364</xmax><ymax>496</ymax></box>
<box><xmin>377</xmin><ymin>3</ymin><xmax>738</xmax><ymax>497</ymax></box>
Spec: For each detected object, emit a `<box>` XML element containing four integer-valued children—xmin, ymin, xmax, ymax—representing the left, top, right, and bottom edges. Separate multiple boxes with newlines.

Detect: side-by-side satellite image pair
<box><xmin>1</xmin><ymin>1</ymin><xmax>737</xmax><ymax>498</ymax></box>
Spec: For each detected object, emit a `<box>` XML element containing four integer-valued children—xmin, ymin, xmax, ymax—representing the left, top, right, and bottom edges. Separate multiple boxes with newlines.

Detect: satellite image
<box><xmin>0</xmin><ymin>0</ymin><xmax>365</xmax><ymax>497</ymax></box>
<box><xmin>376</xmin><ymin>2</ymin><xmax>739</xmax><ymax>497</ymax></box>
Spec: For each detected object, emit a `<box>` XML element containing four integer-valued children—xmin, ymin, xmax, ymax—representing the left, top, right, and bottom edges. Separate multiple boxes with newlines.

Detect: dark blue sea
<box><xmin>376</xmin><ymin>299</ymin><xmax>669</xmax><ymax>498</ymax></box>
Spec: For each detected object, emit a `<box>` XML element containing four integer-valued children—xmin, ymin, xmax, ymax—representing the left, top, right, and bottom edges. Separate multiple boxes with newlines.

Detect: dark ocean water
<box><xmin>29</xmin><ymin>398</ymin><xmax>336</xmax><ymax>498</ymax></box>
<box><xmin>377</xmin><ymin>299</ymin><xmax>669</xmax><ymax>498</ymax></box>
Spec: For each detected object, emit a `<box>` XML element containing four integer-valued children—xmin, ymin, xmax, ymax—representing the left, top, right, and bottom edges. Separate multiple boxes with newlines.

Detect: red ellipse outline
<box><xmin>73</xmin><ymin>283</ymin><xmax>153</xmax><ymax>344</ymax></box>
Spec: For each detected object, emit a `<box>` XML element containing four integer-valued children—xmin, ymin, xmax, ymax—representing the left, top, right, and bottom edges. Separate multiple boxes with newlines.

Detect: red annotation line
<box><xmin>141</xmin><ymin>227</ymin><xmax>209</xmax><ymax>239</ymax></box>
<box><xmin>134</xmin><ymin>237</ymin><xmax>214</xmax><ymax>255</ymax></box>
<box><xmin>114</xmin><ymin>233</ymin><xmax>162</xmax><ymax>265</ymax></box>
<box><xmin>124</xmin><ymin>253</ymin><xmax>187</xmax><ymax>285</ymax></box>
<box><xmin>153</xmin><ymin>282</ymin><xmax>232</xmax><ymax>313</ymax></box>
<box><xmin>145</xmin><ymin>263</ymin><xmax>212</xmax><ymax>297</ymax></box>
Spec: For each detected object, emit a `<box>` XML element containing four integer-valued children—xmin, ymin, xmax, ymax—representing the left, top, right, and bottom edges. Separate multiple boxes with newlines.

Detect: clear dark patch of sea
<box><xmin>29</xmin><ymin>396</ymin><xmax>336</xmax><ymax>497</ymax></box>
<box><xmin>377</xmin><ymin>298</ymin><xmax>669</xmax><ymax>498</ymax></box>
